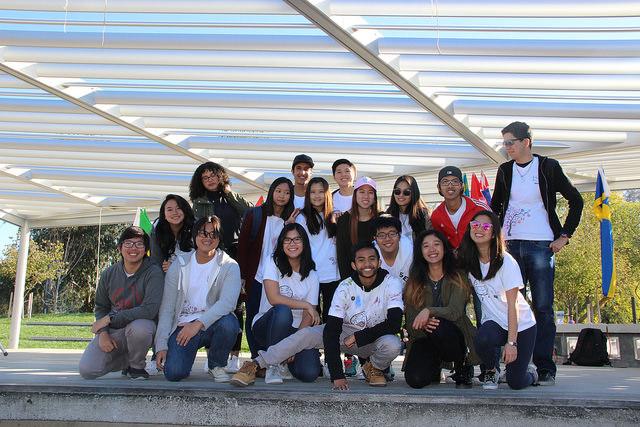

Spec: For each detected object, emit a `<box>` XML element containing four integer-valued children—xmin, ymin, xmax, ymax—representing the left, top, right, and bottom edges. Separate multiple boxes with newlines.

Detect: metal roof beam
<box><xmin>0</xmin><ymin>209</ymin><xmax>25</xmax><ymax>227</ymax></box>
<box><xmin>0</xmin><ymin>61</ymin><xmax>266</xmax><ymax>191</ymax></box>
<box><xmin>284</xmin><ymin>0</ymin><xmax>505</xmax><ymax>164</ymax></box>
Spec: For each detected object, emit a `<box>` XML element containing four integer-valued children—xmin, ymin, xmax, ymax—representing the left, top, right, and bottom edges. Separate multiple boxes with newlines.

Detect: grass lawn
<box><xmin>0</xmin><ymin>312</ymin><xmax>250</xmax><ymax>352</ymax></box>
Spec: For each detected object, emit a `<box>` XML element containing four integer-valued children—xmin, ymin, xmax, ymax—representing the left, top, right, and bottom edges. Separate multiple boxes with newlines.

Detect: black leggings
<box><xmin>231</xmin><ymin>300</ymin><xmax>244</xmax><ymax>353</ymax></box>
<box><xmin>404</xmin><ymin>318</ymin><xmax>467</xmax><ymax>388</ymax></box>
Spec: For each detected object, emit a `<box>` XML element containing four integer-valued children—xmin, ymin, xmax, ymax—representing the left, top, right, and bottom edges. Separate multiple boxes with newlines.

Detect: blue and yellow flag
<box><xmin>593</xmin><ymin>168</ymin><xmax>616</xmax><ymax>299</ymax></box>
<box><xmin>462</xmin><ymin>173</ymin><xmax>470</xmax><ymax>197</ymax></box>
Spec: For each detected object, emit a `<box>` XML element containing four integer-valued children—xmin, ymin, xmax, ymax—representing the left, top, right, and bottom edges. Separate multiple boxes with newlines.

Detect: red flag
<box><xmin>470</xmin><ymin>173</ymin><xmax>483</xmax><ymax>201</ymax></box>
<box><xmin>256</xmin><ymin>195</ymin><xmax>264</xmax><ymax>206</ymax></box>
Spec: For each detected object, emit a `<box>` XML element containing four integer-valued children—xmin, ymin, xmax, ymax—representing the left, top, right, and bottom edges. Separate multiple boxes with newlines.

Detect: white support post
<box><xmin>8</xmin><ymin>221</ymin><xmax>30</xmax><ymax>349</ymax></box>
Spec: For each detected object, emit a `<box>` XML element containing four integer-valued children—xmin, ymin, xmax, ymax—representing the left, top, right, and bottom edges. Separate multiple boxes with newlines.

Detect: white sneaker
<box><xmin>279</xmin><ymin>363</ymin><xmax>294</xmax><ymax>380</ymax></box>
<box><xmin>145</xmin><ymin>360</ymin><xmax>161</xmax><ymax>376</ymax></box>
<box><xmin>527</xmin><ymin>364</ymin><xmax>539</xmax><ymax>386</ymax></box>
<box><xmin>498</xmin><ymin>368</ymin><xmax>507</xmax><ymax>384</ymax></box>
<box><xmin>482</xmin><ymin>371</ymin><xmax>499</xmax><ymax>390</ymax></box>
<box><xmin>356</xmin><ymin>367</ymin><xmax>365</xmax><ymax>380</ymax></box>
<box><xmin>265</xmin><ymin>365</ymin><xmax>283</xmax><ymax>384</ymax></box>
<box><xmin>225</xmin><ymin>355</ymin><xmax>241</xmax><ymax>374</ymax></box>
<box><xmin>322</xmin><ymin>363</ymin><xmax>331</xmax><ymax>379</ymax></box>
<box><xmin>208</xmin><ymin>366</ymin><xmax>231</xmax><ymax>383</ymax></box>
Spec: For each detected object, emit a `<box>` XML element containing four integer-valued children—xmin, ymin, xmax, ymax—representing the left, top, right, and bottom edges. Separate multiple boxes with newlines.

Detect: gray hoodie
<box><xmin>94</xmin><ymin>257</ymin><xmax>164</xmax><ymax>329</ymax></box>
<box><xmin>155</xmin><ymin>249</ymin><xmax>241</xmax><ymax>352</ymax></box>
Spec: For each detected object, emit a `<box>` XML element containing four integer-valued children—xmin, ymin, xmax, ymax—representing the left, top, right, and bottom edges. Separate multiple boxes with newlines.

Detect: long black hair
<box><xmin>189</xmin><ymin>162</ymin><xmax>231</xmax><ymax>200</ymax></box>
<box><xmin>155</xmin><ymin>194</ymin><xmax>195</xmax><ymax>260</ymax></box>
<box><xmin>458</xmin><ymin>210</ymin><xmax>505</xmax><ymax>281</ymax></box>
<box><xmin>302</xmin><ymin>177</ymin><xmax>336</xmax><ymax>237</ymax></box>
<box><xmin>272</xmin><ymin>223</ymin><xmax>316</xmax><ymax>281</ymax></box>
<box><xmin>404</xmin><ymin>229</ymin><xmax>464</xmax><ymax>308</ymax></box>
<box><xmin>387</xmin><ymin>175</ymin><xmax>430</xmax><ymax>236</ymax></box>
<box><xmin>263</xmin><ymin>177</ymin><xmax>295</xmax><ymax>219</ymax></box>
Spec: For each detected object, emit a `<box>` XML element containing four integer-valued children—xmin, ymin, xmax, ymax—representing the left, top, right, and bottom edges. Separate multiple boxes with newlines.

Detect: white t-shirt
<box><xmin>253</xmin><ymin>257</ymin><xmax>319</xmax><ymax>328</ymax></box>
<box><xmin>503</xmin><ymin>157</ymin><xmax>554</xmax><ymax>241</ymax></box>
<box><xmin>296</xmin><ymin>213</ymin><xmax>339</xmax><ymax>283</ymax></box>
<box><xmin>447</xmin><ymin>197</ymin><xmax>466</xmax><ymax>229</ymax></box>
<box><xmin>467</xmin><ymin>252</ymin><xmax>536</xmax><ymax>332</ymax></box>
<box><xmin>329</xmin><ymin>273</ymin><xmax>404</xmax><ymax>330</ymax></box>
<box><xmin>178</xmin><ymin>252</ymin><xmax>221</xmax><ymax>324</ymax></box>
<box><xmin>375</xmin><ymin>235</ymin><xmax>413</xmax><ymax>286</ymax></box>
<box><xmin>254</xmin><ymin>215</ymin><xmax>285</xmax><ymax>284</ymax></box>
<box><xmin>399</xmin><ymin>213</ymin><xmax>413</xmax><ymax>241</ymax></box>
<box><xmin>294</xmin><ymin>194</ymin><xmax>305</xmax><ymax>210</ymax></box>
<box><xmin>332</xmin><ymin>190</ymin><xmax>353</xmax><ymax>214</ymax></box>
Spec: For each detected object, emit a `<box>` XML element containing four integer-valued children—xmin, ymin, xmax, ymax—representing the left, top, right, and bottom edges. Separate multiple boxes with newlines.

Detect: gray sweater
<box><xmin>155</xmin><ymin>249</ymin><xmax>241</xmax><ymax>352</ymax></box>
<box><xmin>94</xmin><ymin>258</ymin><xmax>164</xmax><ymax>329</ymax></box>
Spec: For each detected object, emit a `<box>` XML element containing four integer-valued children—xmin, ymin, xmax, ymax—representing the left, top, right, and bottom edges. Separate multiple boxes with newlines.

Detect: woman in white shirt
<box><xmin>251</xmin><ymin>223</ymin><xmax>321</xmax><ymax>384</ymax></box>
<box><xmin>458</xmin><ymin>210</ymin><xmax>538</xmax><ymax>390</ymax></box>
<box><xmin>297</xmin><ymin>177</ymin><xmax>339</xmax><ymax>323</ymax></box>
<box><xmin>386</xmin><ymin>175</ymin><xmax>432</xmax><ymax>242</ymax></box>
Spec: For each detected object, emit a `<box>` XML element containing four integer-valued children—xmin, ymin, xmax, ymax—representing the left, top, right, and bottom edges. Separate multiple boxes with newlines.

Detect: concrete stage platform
<box><xmin>1</xmin><ymin>350</ymin><xmax>639</xmax><ymax>426</ymax></box>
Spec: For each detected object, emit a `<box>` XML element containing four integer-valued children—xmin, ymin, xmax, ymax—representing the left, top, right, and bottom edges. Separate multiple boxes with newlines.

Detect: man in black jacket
<box><xmin>230</xmin><ymin>242</ymin><xmax>403</xmax><ymax>389</ymax></box>
<box><xmin>491</xmin><ymin>121</ymin><xmax>583</xmax><ymax>386</ymax></box>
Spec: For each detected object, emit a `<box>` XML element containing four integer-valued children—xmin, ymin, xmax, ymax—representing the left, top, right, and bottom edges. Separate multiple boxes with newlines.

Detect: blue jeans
<box><xmin>245</xmin><ymin>279</ymin><xmax>263</xmax><ymax>358</ymax></box>
<box><xmin>253</xmin><ymin>304</ymin><xmax>321</xmax><ymax>382</ymax></box>
<box><xmin>507</xmin><ymin>239</ymin><xmax>556</xmax><ymax>376</ymax></box>
<box><xmin>475</xmin><ymin>320</ymin><xmax>537</xmax><ymax>390</ymax></box>
<box><xmin>164</xmin><ymin>313</ymin><xmax>239</xmax><ymax>382</ymax></box>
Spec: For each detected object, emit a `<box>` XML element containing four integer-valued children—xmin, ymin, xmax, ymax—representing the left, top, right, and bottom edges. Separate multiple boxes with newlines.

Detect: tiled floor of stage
<box><xmin>1</xmin><ymin>349</ymin><xmax>639</xmax><ymax>403</ymax></box>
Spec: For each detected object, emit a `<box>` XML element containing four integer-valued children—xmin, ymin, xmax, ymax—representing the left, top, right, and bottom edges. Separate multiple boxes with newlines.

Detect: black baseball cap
<box><xmin>438</xmin><ymin>166</ymin><xmax>463</xmax><ymax>183</ymax></box>
<box><xmin>292</xmin><ymin>154</ymin><xmax>314</xmax><ymax>170</ymax></box>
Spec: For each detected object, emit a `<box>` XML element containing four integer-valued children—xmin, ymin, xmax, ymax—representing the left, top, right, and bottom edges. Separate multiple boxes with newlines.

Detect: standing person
<box><xmin>372</xmin><ymin>215</ymin><xmax>413</xmax><ymax>285</ymax></box>
<box><xmin>189</xmin><ymin>161</ymin><xmax>251</xmax><ymax>257</ymax></box>
<box><xmin>331</xmin><ymin>158</ymin><xmax>356</xmax><ymax>214</ymax></box>
<box><xmin>387</xmin><ymin>175</ymin><xmax>432</xmax><ymax>242</ymax></box>
<box><xmin>189</xmin><ymin>162</ymin><xmax>251</xmax><ymax>373</ymax></box>
<box><xmin>237</xmin><ymin>177</ymin><xmax>296</xmax><ymax>359</ymax></box>
<box><xmin>297</xmin><ymin>177</ymin><xmax>339</xmax><ymax>323</ymax></box>
<box><xmin>230</xmin><ymin>242</ymin><xmax>403</xmax><ymax>389</ymax></box>
<box><xmin>155</xmin><ymin>216</ymin><xmax>241</xmax><ymax>383</ymax></box>
<box><xmin>336</xmin><ymin>176</ymin><xmax>379</xmax><ymax>280</ymax></box>
<box><xmin>403</xmin><ymin>230</ymin><xmax>478</xmax><ymax>389</ymax></box>
<box><xmin>79</xmin><ymin>226</ymin><xmax>164</xmax><ymax>380</ymax></box>
<box><xmin>251</xmin><ymin>223</ymin><xmax>322</xmax><ymax>384</ymax></box>
<box><xmin>149</xmin><ymin>194</ymin><xmax>195</xmax><ymax>273</ymax></box>
<box><xmin>291</xmin><ymin>154</ymin><xmax>314</xmax><ymax>209</ymax></box>
<box><xmin>431</xmin><ymin>166</ymin><xmax>488</xmax><ymax>251</ymax></box>
<box><xmin>458</xmin><ymin>211</ymin><xmax>538</xmax><ymax>390</ymax></box>
<box><xmin>491</xmin><ymin>121</ymin><xmax>583</xmax><ymax>386</ymax></box>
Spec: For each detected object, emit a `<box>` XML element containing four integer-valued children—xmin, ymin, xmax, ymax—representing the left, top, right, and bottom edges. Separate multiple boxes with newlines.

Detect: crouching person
<box><xmin>79</xmin><ymin>226</ymin><xmax>164</xmax><ymax>380</ymax></box>
<box><xmin>155</xmin><ymin>216</ymin><xmax>241</xmax><ymax>382</ymax></box>
<box><xmin>230</xmin><ymin>242</ymin><xmax>403</xmax><ymax>389</ymax></box>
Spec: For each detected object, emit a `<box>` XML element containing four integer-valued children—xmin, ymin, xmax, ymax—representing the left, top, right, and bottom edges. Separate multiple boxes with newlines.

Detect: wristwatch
<box><xmin>507</xmin><ymin>341</ymin><xmax>517</xmax><ymax>347</ymax></box>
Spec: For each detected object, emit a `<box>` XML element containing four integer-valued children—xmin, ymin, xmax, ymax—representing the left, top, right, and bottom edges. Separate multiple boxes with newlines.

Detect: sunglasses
<box><xmin>470</xmin><ymin>221</ymin><xmax>493</xmax><ymax>231</ymax></box>
<box><xmin>502</xmin><ymin>138</ymin><xmax>523</xmax><ymax>147</ymax></box>
<box><xmin>393</xmin><ymin>188</ymin><xmax>411</xmax><ymax>197</ymax></box>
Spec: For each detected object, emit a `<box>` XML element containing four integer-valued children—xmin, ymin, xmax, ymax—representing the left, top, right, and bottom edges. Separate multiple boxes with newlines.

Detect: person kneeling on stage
<box><xmin>154</xmin><ymin>216</ymin><xmax>241</xmax><ymax>382</ymax></box>
<box><xmin>230</xmin><ymin>242</ymin><xmax>403</xmax><ymax>389</ymax></box>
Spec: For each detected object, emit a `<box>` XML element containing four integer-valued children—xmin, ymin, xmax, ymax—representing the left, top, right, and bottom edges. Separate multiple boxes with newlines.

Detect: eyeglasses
<box><xmin>393</xmin><ymin>188</ymin><xmax>411</xmax><ymax>197</ymax></box>
<box><xmin>470</xmin><ymin>221</ymin><xmax>493</xmax><ymax>231</ymax></box>
<box><xmin>197</xmin><ymin>230</ymin><xmax>219</xmax><ymax>239</ymax></box>
<box><xmin>440</xmin><ymin>179</ymin><xmax>461</xmax><ymax>187</ymax></box>
<box><xmin>283</xmin><ymin>236</ymin><xmax>303</xmax><ymax>245</ymax></box>
<box><xmin>122</xmin><ymin>240</ymin><xmax>145</xmax><ymax>249</ymax></box>
<box><xmin>375</xmin><ymin>231</ymin><xmax>399</xmax><ymax>240</ymax></box>
<box><xmin>201</xmin><ymin>174</ymin><xmax>218</xmax><ymax>182</ymax></box>
<box><xmin>502</xmin><ymin>138</ymin><xmax>522</xmax><ymax>147</ymax></box>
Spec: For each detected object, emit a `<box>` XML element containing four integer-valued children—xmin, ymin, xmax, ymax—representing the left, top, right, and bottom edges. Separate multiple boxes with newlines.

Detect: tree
<box><xmin>0</xmin><ymin>239</ymin><xmax>66</xmax><ymax>313</ymax></box>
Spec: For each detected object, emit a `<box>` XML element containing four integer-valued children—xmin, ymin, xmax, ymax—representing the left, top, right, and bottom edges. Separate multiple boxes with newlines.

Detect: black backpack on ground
<box><xmin>565</xmin><ymin>328</ymin><xmax>611</xmax><ymax>366</ymax></box>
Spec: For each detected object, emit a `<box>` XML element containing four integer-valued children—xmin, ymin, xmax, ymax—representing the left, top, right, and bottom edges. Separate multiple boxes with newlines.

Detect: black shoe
<box><xmin>453</xmin><ymin>363</ymin><xmax>474</xmax><ymax>389</ymax></box>
<box><xmin>537</xmin><ymin>372</ymin><xmax>556</xmax><ymax>386</ymax></box>
<box><xmin>121</xmin><ymin>368</ymin><xmax>129</xmax><ymax>377</ymax></box>
<box><xmin>128</xmin><ymin>367</ymin><xmax>149</xmax><ymax>380</ymax></box>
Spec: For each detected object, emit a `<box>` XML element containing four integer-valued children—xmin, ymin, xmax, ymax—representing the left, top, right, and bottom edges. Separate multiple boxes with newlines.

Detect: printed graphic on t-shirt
<box><xmin>504</xmin><ymin>208</ymin><xmax>531</xmax><ymax>237</ymax></box>
<box><xmin>279</xmin><ymin>285</ymin><xmax>294</xmax><ymax>298</ymax></box>
<box><xmin>350</xmin><ymin>311</ymin><xmax>367</xmax><ymax>328</ymax></box>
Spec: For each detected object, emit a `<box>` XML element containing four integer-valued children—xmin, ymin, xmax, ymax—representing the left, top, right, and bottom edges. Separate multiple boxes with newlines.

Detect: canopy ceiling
<box><xmin>0</xmin><ymin>0</ymin><xmax>639</xmax><ymax>228</ymax></box>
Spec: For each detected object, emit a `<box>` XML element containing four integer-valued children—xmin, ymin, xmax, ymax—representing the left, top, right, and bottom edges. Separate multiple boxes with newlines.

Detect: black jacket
<box><xmin>491</xmin><ymin>154</ymin><xmax>583</xmax><ymax>239</ymax></box>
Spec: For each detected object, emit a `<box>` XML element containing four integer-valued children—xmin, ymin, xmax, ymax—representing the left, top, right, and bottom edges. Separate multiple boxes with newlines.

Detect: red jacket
<box><xmin>431</xmin><ymin>196</ymin><xmax>489</xmax><ymax>249</ymax></box>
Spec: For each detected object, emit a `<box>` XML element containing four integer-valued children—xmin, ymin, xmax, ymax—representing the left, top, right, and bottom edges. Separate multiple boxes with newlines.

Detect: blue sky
<box><xmin>0</xmin><ymin>220</ymin><xmax>18</xmax><ymax>254</ymax></box>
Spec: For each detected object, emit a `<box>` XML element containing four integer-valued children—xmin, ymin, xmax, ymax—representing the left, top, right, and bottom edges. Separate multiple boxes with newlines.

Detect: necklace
<box><xmin>515</xmin><ymin>160</ymin><xmax>534</xmax><ymax>182</ymax></box>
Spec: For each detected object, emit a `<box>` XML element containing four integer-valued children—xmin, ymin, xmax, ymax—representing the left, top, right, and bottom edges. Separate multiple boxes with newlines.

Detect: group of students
<box><xmin>79</xmin><ymin>121</ymin><xmax>583</xmax><ymax>392</ymax></box>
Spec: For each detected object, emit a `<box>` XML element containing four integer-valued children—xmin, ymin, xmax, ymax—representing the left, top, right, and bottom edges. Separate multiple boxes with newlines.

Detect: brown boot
<box><xmin>362</xmin><ymin>361</ymin><xmax>387</xmax><ymax>387</ymax></box>
<box><xmin>230</xmin><ymin>361</ymin><xmax>258</xmax><ymax>387</ymax></box>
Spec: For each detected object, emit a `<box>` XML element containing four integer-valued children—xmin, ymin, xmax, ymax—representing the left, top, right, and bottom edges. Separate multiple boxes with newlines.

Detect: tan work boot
<box><xmin>362</xmin><ymin>361</ymin><xmax>387</xmax><ymax>387</ymax></box>
<box><xmin>230</xmin><ymin>361</ymin><xmax>258</xmax><ymax>387</ymax></box>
